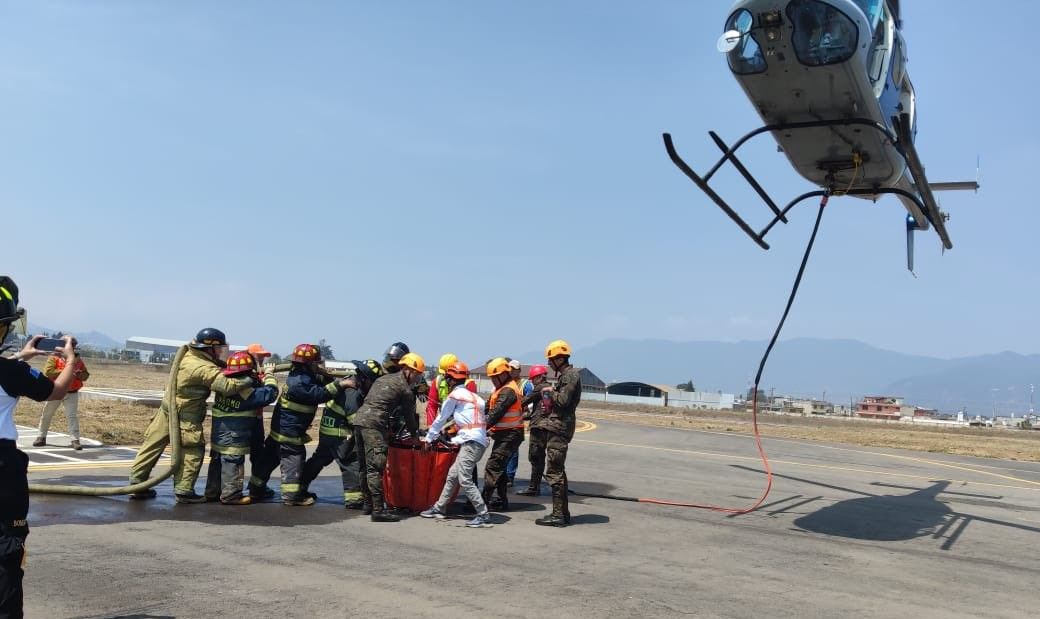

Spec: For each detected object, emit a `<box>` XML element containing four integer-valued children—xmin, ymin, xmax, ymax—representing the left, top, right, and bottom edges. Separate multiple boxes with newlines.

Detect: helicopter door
<box><xmin>867</xmin><ymin>2</ymin><xmax>892</xmax><ymax>95</ymax></box>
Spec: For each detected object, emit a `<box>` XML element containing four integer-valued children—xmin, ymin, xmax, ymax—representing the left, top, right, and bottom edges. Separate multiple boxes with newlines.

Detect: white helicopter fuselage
<box><xmin>722</xmin><ymin>0</ymin><xmax>925</xmax><ymax>225</ymax></box>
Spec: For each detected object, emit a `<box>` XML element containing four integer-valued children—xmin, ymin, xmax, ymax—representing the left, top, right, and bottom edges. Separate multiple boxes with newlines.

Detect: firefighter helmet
<box><xmin>353</xmin><ymin>358</ymin><xmax>385</xmax><ymax>384</ymax></box>
<box><xmin>191</xmin><ymin>327</ymin><xmax>227</xmax><ymax>349</ymax></box>
<box><xmin>223</xmin><ymin>351</ymin><xmax>257</xmax><ymax>376</ymax></box>
<box><xmin>444</xmin><ymin>361</ymin><xmax>469</xmax><ymax>380</ymax></box>
<box><xmin>486</xmin><ymin>357</ymin><xmax>510</xmax><ymax>378</ymax></box>
<box><xmin>0</xmin><ymin>276</ymin><xmax>23</xmax><ymax>325</ymax></box>
<box><xmin>397</xmin><ymin>352</ymin><xmax>426</xmax><ymax>373</ymax></box>
<box><xmin>545</xmin><ymin>339</ymin><xmax>572</xmax><ymax>359</ymax></box>
<box><xmin>291</xmin><ymin>343</ymin><xmax>322</xmax><ymax>364</ymax></box>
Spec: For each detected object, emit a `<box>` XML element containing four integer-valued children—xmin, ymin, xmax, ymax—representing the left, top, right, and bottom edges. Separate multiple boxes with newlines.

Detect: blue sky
<box><xmin>1</xmin><ymin>1</ymin><xmax>1029</xmax><ymax>363</ymax></box>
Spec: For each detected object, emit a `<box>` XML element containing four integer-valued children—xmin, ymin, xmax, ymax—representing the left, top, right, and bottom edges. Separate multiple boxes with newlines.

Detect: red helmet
<box><xmin>291</xmin><ymin>343</ymin><xmax>322</xmax><ymax>364</ymax></box>
<box><xmin>529</xmin><ymin>365</ymin><xmax>548</xmax><ymax>379</ymax></box>
<box><xmin>224</xmin><ymin>351</ymin><xmax>257</xmax><ymax>376</ymax></box>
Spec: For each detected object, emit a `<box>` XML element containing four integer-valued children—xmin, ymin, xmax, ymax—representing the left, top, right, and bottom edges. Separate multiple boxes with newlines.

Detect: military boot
<box><xmin>370</xmin><ymin>510</ymin><xmax>401</xmax><ymax>522</ymax></box>
<box><xmin>535</xmin><ymin>494</ymin><xmax>568</xmax><ymax>527</ymax></box>
<box><xmin>361</xmin><ymin>502</ymin><xmax>373</xmax><ymax>515</ymax></box>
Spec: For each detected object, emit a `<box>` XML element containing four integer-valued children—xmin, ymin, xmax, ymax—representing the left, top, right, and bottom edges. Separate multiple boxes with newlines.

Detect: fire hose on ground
<box><xmin>27</xmin><ymin>345</ymin><xmax>188</xmax><ymax>496</ymax></box>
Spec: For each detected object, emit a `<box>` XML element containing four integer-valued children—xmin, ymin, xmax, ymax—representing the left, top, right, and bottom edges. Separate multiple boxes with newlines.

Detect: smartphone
<box><xmin>35</xmin><ymin>337</ymin><xmax>68</xmax><ymax>352</ymax></box>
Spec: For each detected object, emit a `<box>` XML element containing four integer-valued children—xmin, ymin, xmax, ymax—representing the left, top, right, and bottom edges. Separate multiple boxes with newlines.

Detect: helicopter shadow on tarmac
<box><xmin>729</xmin><ymin>466</ymin><xmax>1040</xmax><ymax>551</ymax></box>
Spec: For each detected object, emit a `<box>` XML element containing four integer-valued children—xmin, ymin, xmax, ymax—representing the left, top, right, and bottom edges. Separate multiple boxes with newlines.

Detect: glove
<box><xmin>263</xmin><ymin>375</ymin><xmax>278</xmax><ymax>388</ymax></box>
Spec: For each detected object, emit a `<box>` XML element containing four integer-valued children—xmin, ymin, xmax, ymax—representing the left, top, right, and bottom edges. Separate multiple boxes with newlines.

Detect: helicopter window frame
<box><xmin>786</xmin><ymin>0</ymin><xmax>860</xmax><ymax>68</ymax></box>
<box><xmin>724</xmin><ymin>9</ymin><xmax>767</xmax><ymax>76</ymax></box>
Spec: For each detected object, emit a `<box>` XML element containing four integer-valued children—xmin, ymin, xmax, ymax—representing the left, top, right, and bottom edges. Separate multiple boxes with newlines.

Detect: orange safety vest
<box><xmin>488</xmin><ymin>381</ymin><xmax>523</xmax><ymax>432</ymax></box>
<box><xmin>54</xmin><ymin>357</ymin><xmax>85</xmax><ymax>393</ymax></box>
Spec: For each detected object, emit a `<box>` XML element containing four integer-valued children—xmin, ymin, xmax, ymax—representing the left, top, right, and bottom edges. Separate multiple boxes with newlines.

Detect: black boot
<box><xmin>370</xmin><ymin>510</ymin><xmax>401</xmax><ymax>522</ymax></box>
<box><xmin>515</xmin><ymin>486</ymin><xmax>540</xmax><ymax>497</ymax></box>
<box><xmin>535</xmin><ymin>493</ymin><xmax>568</xmax><ymax>527</ymax></box>
<box><xmin>361</xmin><ymin>502</ymin><xmax>373</xmax><ymax>515</ymax></box>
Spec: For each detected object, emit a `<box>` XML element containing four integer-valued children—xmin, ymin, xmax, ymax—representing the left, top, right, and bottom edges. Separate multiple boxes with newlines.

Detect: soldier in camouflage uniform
<box><xmin>531</xmin><ymin>340</ymin><xmax>582</xmax><ymax>527</ymax></box>
<box><xmin>299</xmin><ymin>359</ymin><xmax>384</xmax><ymax>508</ymax></box>
<box><xmin>352</xmin><ymin>352</ymin><xmax>424</xmax><ymax>522</ymax></box>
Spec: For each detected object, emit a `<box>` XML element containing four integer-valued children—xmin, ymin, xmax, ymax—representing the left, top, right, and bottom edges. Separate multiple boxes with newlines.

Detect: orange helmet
<box><xmin>223</xmin><ymin>351</ymin><xmax>257</xmax><ymax>376</ymax></box>
<box><xmin>247</xmin><ymin>343</ymin><xmax>271</xmax><ymax>359</ymax></box>
<box><xmin>486</xmin><ymin>357</ymin><xmax>510</xmax><ymax>378</ymax></box>
<box><xmin>444</xmin><ymin>361</ymin><xmax>469</xmax><ymax>380</ymax></box>
<box><xmin>545</xmin><ymin>339</ymin><xmax>572</xmax><ymax>359</ymax></box>
<box><xmin>291</xmin><ymin>343</ymin><xmax>322</xmax><ymax>364</ymax></box>
<box><xmin>398</xmin><ymin>352</ymin><xmax>426</xmax><ymax>373</ymax></box>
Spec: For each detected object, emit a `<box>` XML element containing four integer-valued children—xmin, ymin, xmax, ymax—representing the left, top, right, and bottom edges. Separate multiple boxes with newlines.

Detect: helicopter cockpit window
<box><xmin>724</xmin><ymin>9</ymin><xmax>766</xmax><ymax>75</ymax></box>
<box><xmin>786</xmin><ymin>0</ymin><xmax>859</xmax><ymax>67</ymax></box>
<box><xmin>852</xmin><ymin>0</ymin><xmax>884</xmax><ymax>35</ymax></box>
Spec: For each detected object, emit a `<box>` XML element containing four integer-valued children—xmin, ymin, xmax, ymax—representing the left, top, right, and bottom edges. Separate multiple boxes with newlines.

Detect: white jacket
<box><xmin>426</xmin><ymin>385</ymin><xmax>487</xmax><ymax>447</ymax></box>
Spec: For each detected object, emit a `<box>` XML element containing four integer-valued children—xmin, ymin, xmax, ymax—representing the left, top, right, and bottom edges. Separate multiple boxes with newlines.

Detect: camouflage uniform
<box><xmin>529</xmin><ymin>364</ymin><xmax>582</xmax><ymax>522</ymax></box>
<box><xmin>129</xmin><ymin>347</ymin><xmax>253</xmax><ymax>496</ymax></box>
<box><xmin>352</xmin><ymin>372</ymin><xmax>419</xmax><ymax>515</ymax></box>
<box><xmin>482</xmin><ymin>383</ymin><xmax>524</xmax><ymax>507</ymax></box>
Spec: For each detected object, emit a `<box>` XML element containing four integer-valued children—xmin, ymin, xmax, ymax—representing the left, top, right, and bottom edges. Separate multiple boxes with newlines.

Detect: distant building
<box><xmin>125</xmin><ymin>337</ymin><xmax>247</xmax><ymax>362</ymax></box>
<box><xmin>788</xmin><ymin>399</ymin><xmax>835</xmax><ymax>416</ymax></box>
<box><xmin>856</xmin><ymin>395</ymin><xmax>904</xmax><ymax>420</ymax></box>
<box><xmin>468</xmin><ymin>362</ymin><xmax>605</xmax><ymax>395</ymax></box>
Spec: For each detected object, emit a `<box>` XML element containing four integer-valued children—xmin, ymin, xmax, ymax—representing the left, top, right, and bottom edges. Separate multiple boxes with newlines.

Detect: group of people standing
<box><xmin>122</xmin><ymin>329</ymin><xmax>582</xmax><ymax>528</ymax></box>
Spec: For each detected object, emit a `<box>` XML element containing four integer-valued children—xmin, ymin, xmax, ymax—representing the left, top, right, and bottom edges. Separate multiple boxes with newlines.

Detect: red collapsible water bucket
<box><xmin>383</xmin><ymin>439</ymin><xmax>459</xmax><ymax>512</ymax></box>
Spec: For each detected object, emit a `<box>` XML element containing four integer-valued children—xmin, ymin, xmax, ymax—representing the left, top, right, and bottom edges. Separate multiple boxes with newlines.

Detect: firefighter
<box><xmin>246</xmin><ymin>343</ymin><xmax>276</xmax><ymax>500</ymax></box>
<box><xmin>420</xmin><ymin>361</ymin><xmax>492</xmax><ymax>528</ymax></box>
<box><xmin>517</xmin><ymin>364</ymin><xmax>550</xmax><ymax>497</ymax></box>
<box><xmin>128</xmin><ymin>328</ymin><xmax>252</xmax><ymax>503</ymax></box>
<box><xmin>299</xmin><ymin>359</ymin><xmax>384</xmax><ymax>508</ymax></box>
<box><xmin>203</xmin><ymin>351</ymin><xmax>280</xmax><ymax>505</ymax></box>
<box><xmin>1</xmin><ymin>275</ymin><xmax>82</xmax><ymax>618</ymax></box>
<box><xmin>532</xmin><ymin>340</ymin><xmax>582</xmax><ymax>527</ymax></box>
<box><xmin>352</xmin><ymin>352</ymin><xmax>424</xmax><ymax>522</ymax></box>
<box><xmin>481</xmin><ymin>357</ymin><xmax>525</xmax><ymax>511</ymax></box>
<box><xmin>248</xmin><ymin>344</ymin><xmax>350</xmax><ymax>506</ymax></box>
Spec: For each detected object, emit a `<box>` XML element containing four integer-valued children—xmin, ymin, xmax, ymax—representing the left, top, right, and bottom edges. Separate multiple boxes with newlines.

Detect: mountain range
<box><xmin>27</xmin><ymin>323</ymin><xmax>122</xmax><ymax>352</ymax></box>
<box><xmin>552</xmin><ymin>338</ymin><xmax>1040</xmax><ymax>416</ymax></box>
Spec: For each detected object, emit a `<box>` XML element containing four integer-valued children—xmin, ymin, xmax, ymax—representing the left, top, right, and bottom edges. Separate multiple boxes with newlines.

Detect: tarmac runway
<box><xmin>23</xmin><ymin>418</ymin><xmax>1040</xmax><ymax>619</ymax></box>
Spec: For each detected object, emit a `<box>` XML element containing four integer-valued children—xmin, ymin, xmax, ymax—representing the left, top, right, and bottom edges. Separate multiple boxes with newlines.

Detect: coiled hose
<box><xmin>27</xmin><ymin>345</ymin><xmax>187</xmax><ymax>496</ymax></box>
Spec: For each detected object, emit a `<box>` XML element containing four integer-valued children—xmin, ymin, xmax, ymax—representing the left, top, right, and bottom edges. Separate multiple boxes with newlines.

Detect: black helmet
<box><xmin>0</xmin><ymin>276</ymin><xmax>23</xmax><ymax>325</ymax></box>
<box><xmin>191</xmin><ymin>327</ymin><xmax>227</xmax><ymax>349</ymax></box>
<box><xmin>353</xmin><ymin>359</ymin><xmax>384</xmax><ymax>384</ymax></box>
<box><xmin>384</xmin><ymin>342</ymin><xmax>409</xmax><ymax>362</ymax></box>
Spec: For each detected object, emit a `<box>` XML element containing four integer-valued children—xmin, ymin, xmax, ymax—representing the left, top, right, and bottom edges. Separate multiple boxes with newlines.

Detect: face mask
<box><xmin>216</xmin><ymin>346</ymin><xmax>230</xmax><ymax>362</ymax></box>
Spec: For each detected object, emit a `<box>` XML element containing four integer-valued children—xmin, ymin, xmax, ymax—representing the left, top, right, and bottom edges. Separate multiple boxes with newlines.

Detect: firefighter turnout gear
<box><xmin>482</xmin><ymin>379</ymin><xmax>524</xmax><ymax>509</ymax></box>
<box><xmin>204</xmin><ymin>373</ymin><xmax>280</xmax><ymax>503</ymax></box>
<box><xmin>353</xmin><ymin>371</ymin><xmax>420</xmax><ymax>520</ymax></box>
<box><xmin>290</xmin><ymin>343</ymin><xmax>321</xmax><ymax>365</ymax></box>
<box><xmin>249</xmin><ymin>362</ymin><xmax>341</xmax><ymax>505</ymax></box>
<box><xmin>300</xmin><ymin>358</ymin><xmax>384</xmax><ymax>507</ymax></box>
<box><xmin>129</xmin><ymin>345</ymin><xmax>253</xmax><ymax>499</ymax></box>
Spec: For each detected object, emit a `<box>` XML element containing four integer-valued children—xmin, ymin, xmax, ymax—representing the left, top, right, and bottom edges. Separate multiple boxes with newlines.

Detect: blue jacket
<box><xmin>211</xmin><ymin>376</ymin><xmax>279</xmax><ymax>455</ymax></box>
<box><xmin>269</xmin><ymin>367</ymin><xmax>339</xmax><ymax>445</ymax></box>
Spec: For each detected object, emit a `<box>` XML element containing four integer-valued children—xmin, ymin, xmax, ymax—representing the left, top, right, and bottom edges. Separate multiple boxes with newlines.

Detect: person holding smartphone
<box><xmin>32</xmin><ymin>343</ymin><xmax>89</xmax><ymax>450</ymax></box>
<box><xmin>1</xmin><ymin>275</ymin><xmax>82</xmax><ymax>618</ymax></box>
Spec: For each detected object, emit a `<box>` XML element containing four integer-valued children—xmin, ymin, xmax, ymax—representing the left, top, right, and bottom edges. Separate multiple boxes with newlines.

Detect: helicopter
<box><xmin>664</xmin><ymin>0</ymin><xmax>978</xmax><ymax>271</ymax></box>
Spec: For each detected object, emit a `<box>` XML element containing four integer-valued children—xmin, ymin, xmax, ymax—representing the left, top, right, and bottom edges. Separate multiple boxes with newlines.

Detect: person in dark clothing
<box><xmin>246</xmin><ymin>343</ymin><xmax>276</xmax><ymax>500</ymax></box>
<box><xmin>248</xmin><ymin>343</ymin><xmax>350</xmax><ymax>506</ymax></box>
<box><xmin>481</xmin><ymin>357</ymin><xmax>525</xmax><ymax>511</ymax></box>
<box><xmin>299</xmin><ymin>359</ymin><xmax>384</xmax><ymax>508</ymax></box>
<box><xmin>203</xmin><ymin>351</ymin><xmax>280</xmax><ymax>504</ymax></box>
<box><xmin>532</xmin><ymin>340</ymin><xmax>582</xmax><ymax>527</ymax></box>
<box><xmin>1</xmin><ymin>275</ymin><xmax>82</xmax><ymax>618</ymax></box>
<box><xmin>352</xmin><ymin>352</ymin><xmax>424</xmax><ymax>522</ymax></box>
<box><xmin>516</xmin><ymin>364</ymin><xmax>550</xmax><ymax>497</ymax></box>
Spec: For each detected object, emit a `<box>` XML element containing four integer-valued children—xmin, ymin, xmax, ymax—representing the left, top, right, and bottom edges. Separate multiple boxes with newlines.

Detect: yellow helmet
<box><xmin>438</xmin><ymin>353</ymin><xmax>458</xmax><ymax>373</ymax></box>
<box><xmin>398</xmin><ymin>352</ymin><xmax>426</xmax><ymax>373</ymax></box>
<box><xmin>545</xmin><ymin>339</ymin><xmax>572</xmax><ymax>359</ymax></box>
<box><xmin>486</xmin><ymin>357</ymin><xmax>511</xmax><ymax>378</ymax></box>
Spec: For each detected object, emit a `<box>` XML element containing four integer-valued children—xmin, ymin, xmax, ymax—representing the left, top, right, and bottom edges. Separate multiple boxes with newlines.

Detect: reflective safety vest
<box><xmin>488</xmin><ymin>381</ymin><xmax>523</xmax><ymax>432</ymax></box>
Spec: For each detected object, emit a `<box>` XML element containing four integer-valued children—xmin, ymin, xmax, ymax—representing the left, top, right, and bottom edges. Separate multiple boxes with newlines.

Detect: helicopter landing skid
<box><xmin>663</xmin><ymin>116</ymin><xmax>944</xmax><ymax>251</ymax></box>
